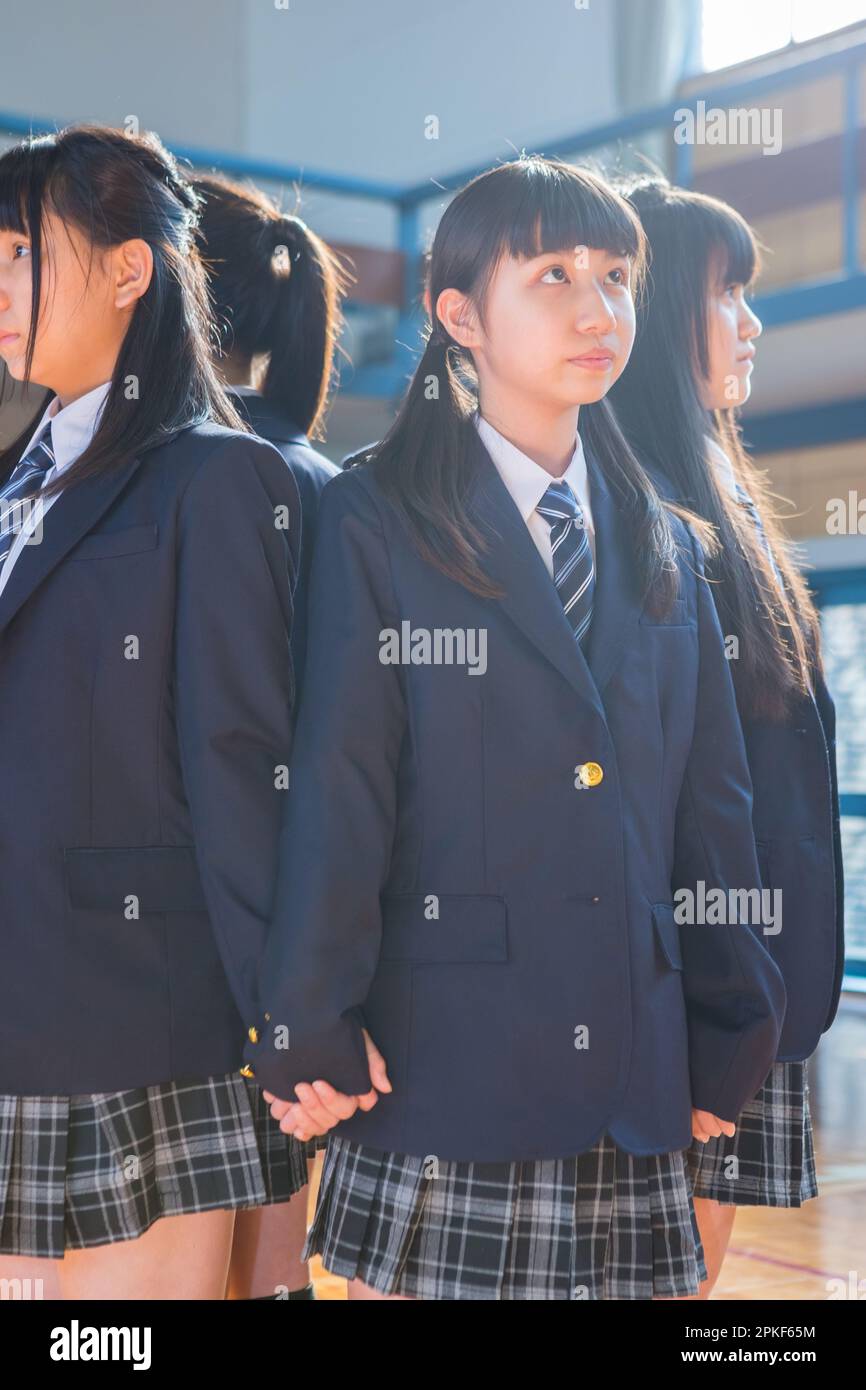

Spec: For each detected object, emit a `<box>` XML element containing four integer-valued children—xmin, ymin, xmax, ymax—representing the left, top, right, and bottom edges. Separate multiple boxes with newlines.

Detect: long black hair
<box><xmin>349</xmin><ymin>155</ymin><xmax>700</xmax><ymax>609</ymax></box>
<box><xmin>608</xmin><ymin>176</ymin><xmax>821</xmax><ymax>720</ymax></box>
<box><xmin>0</xmin><ymin>123</ymin><xmax>246</xmax><ymax>494</ymax></box>
<box><xmin>193</xmin><ymin>174</ymin><xmax>351</xmax><ymax>441</ymax></box>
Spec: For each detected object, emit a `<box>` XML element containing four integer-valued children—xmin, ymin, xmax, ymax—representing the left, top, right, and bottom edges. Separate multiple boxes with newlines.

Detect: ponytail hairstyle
<box><xmin>193</xmin><ymin>174</ymin><xmax>352</xmax><ymax>441</ymax></box>
<box><xmin>0</xmin><ymin>123</ymin><xmax>247</xmax><ymax>495</ymax></box>
<box><xmin>350</xmin><ymin>155</ymin><xmax>703</xmax><ymax>610</ymax></box>
<box><xmin>608</xmin><ymin>176</ymin><xmax>822</xmax><ymax>721</ymax></box>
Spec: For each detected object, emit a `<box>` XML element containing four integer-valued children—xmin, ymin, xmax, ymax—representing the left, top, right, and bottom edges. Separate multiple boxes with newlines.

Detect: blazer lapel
<box><xmin>582</xmin><ymin>442</ymin><xmax>644</xmax><ymax>694</ymax></box>
<box><xmin>465</xmin><ymin>427</ymin><xmax>606</xmax><ymax>718</ymax></box>
<box><xmin>0</xmin><ymin>452</ymin><xmax>146</xmax><ymax>637</ymax></box>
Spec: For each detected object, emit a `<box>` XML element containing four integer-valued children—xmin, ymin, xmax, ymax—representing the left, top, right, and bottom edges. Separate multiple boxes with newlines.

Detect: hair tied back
<box><xmin>270</xmin><ymin>216</ymin><xmax>306</xmax><ymax>277</ymax></box>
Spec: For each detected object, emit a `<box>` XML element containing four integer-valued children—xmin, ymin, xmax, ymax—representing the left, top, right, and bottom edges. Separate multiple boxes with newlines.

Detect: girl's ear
<box><xmin>436</xmin><ymin>287</ymin><xmax>479</xmax><ymax>350</ymax></box>
<box><xmin>113</xmin><ymin>238</ymin><xmax>154</xmax><ymax>310</ymax></box>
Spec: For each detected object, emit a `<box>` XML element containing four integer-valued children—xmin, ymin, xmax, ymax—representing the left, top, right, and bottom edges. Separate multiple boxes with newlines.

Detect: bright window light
<box><xmin>792</xmin><ymin>0</ymin><xmax>866</xmax><ymax>41</ymax></box>
<box><xmin>702</xmin><ymin>0</ymin><xmax>866</xmax><ymax>72</ymax></box>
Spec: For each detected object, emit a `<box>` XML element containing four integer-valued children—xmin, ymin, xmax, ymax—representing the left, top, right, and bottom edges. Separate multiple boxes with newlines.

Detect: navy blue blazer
<box><xmin>244</xmin><ymin>425</ymin><xmax>786</xmax><ymax>1162</ymax></box>
<box><xmin>228</xmin><ymin>390</ymin><xmax>337</xmax><ymax>694</ymax></box>
<box><xmin>0</xmin><ymin>423</ymin><xmax>301</xmax><ymax>1095</ymax></box>
<box><xmin>647</xmin><ymin>465</ymin><xmax>844</xmax><ymax>1061</ymax></box>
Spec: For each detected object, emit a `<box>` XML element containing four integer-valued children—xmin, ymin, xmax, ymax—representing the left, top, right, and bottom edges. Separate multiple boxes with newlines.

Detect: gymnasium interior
<box><xmin>1</xmin><ymin>0</ymin><xmax>864</xmax><ymax>1307</ymax></box>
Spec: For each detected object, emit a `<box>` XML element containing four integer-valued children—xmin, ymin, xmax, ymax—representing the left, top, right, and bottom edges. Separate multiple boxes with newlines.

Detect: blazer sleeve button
<box><xmin>239</xmin><ymin>1063</ymin><xmax>256</xmax><ymax>1078</ymax></box>
<box><xmin>248</xmin><ymin>1026</ymin><xmax>260</xmax><ymax>1044</ymax></box>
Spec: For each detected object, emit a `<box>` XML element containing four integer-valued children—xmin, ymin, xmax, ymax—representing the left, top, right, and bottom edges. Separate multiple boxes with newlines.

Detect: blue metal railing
<box><xmin>2</xmin><ymin>31</ymin><xmax>864</xmax><ymax>397</ymax></box>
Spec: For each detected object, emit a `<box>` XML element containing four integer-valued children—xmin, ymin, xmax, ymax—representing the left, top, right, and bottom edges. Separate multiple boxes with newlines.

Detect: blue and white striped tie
<box><xmin>0</xmin><ymin>421</ymin><xmax>55</xmax><ymax>569</ymax></box>
<box><xmin>537</xmin><ymin>479</ymin><xmax>595</xmax><ymax>648</ymax></box>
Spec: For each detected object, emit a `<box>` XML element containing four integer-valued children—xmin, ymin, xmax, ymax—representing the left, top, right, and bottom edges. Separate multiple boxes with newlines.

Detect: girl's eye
<box><xmin>540</xmin><ymin>265</ymin><xmax>569</xmax><ymax>284</ymax></box>
<box><xmin>606</xmin><ymin>267</ymin><xmax>628</xmax><ymax>286</ymax></box>
<box><xmin>13</xmin><ymin>243</ymin><xmax>31</xmax><ymax>259</ymax></box>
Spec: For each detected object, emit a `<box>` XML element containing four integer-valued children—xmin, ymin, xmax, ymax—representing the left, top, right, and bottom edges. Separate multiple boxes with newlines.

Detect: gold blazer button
<box><xmin>248</xmin><ymin>1026</ymin><xmax>259</xmax><ymax>1044</ymax></box>
<box><xmin>577</xmin><ymin>761</ymin><xmax>604</xmax><ymax>788</ymax></box>
<box><xmin>239</xmin><ymin>1063</ymin><xmax>256</xmax><ymax>1078</ymax></box>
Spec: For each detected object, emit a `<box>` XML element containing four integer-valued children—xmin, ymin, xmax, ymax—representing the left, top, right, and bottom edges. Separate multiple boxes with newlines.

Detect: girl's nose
<box><xmin>576</xmin><ymin>284</ymin><xmax>617</xmax><ymax>335</ymax></box>
<box><xmin>741</xmin><ymin>302</ymin><xmax>763</xmax><ymax>340</ymax></box>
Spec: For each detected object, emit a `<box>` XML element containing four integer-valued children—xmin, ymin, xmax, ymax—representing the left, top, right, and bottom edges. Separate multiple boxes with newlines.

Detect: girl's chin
<box><xmin>567</xmin><ymin>381</ymin><xmax>612</xmax><ymax>406</ymax></box>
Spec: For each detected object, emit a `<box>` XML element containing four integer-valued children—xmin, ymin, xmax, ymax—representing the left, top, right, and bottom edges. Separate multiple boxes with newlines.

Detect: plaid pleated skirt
<box><xmin>686</xmin><ymin>1060</ymin><xmax>818</xmax><ymax>1207</ymax></box>
<box><xmin>303</xmin><ymin>1132</ymin><xmax>707</xmax><ymax>1299</ymax></box>
<box><xmin>0</xmin><ymin>1073</ymin><xmax>311</xmax><ymax>1259</ymax></box>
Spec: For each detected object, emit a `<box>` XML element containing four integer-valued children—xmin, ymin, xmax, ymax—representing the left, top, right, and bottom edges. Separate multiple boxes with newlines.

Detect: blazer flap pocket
<box><xmin>64</xmin><ymin>846</ymin><xmax>207</xmax><ymax>914</ymax></box>
<box><xmin>652</xmin><ymin>902</ymin><xmax>683</xmax><ymax>970</ymax></box>
<box><xmin>70</xmin><ymin>523</ymin><xmax>159</xmax><ymax>560</ymax></box>
<box><xmin>380</xmin><ymin>893</ymin><xmax>507</xmax><ymax>963</ymax></box>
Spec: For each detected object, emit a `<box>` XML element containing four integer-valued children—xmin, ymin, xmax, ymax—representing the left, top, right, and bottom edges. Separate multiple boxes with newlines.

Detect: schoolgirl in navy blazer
<box><xmin>243</xmin><ymin>159</ymin><xmax>787</xmax><ymax>1166</ymax></box>
<box><xmin>243</xmin><ymin>422</ymin><xmax>786</xmax><ymax>1162</ymax></box>
<box><xmin>610</xmin><ymin>178</ymin><xmax>843</xmax><ymax>1066</ymax></box>
<box><xmin>608</xmin><ymin>175</ymin><xmax>844</xmax><ymax>1295</ymax></box>
<box><xmin>0</xmin><ymin>126</ymin><xmax>305</xmax><ymax>1297</ymax></box>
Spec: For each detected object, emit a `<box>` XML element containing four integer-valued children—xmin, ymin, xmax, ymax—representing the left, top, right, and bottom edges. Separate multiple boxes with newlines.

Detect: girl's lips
<box><xmin>0</xmin><ymin>332</ymin><xmax>20</xmax><ymax>345</ymax></box>
<box><xmin>570</xmin><ymin>353</ymin><xmax>614</xmax><ymax>369</ymax></box>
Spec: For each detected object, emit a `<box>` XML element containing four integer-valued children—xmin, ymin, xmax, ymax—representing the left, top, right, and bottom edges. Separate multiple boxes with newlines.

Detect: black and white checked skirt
<box><xmin>303</xmin><ymin>1132</ymin><xmax>707</xmax><ymax>1299</ymax></box>
<box><xmin>0</xmin><ymin>1073</ymin><xmax>310</xmax><ymax>1259</ymax></box>
<box><xmin>686</xmin><ymin>1061</ymin><xmax>818</xmax><ymax>1207</ymax></box>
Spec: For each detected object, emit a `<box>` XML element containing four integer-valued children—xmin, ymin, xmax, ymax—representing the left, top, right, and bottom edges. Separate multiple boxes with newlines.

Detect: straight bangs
<box><xmin>0</xmin><ymin>139</ymin><xmax>57</xmax><ymax>386</ymax></box>
<box><xmin>698</xmin><ymin>195</ymin><xmax>761</xmax><ymax>291</ymax></box>
<box><xmin>0</xmin><ymin>136</ymin><xmax>55</xmax><ymax>234</ymax></box>
<box><xmin>472</xmin><ymin>159</ymin><xmax>647</xmax><ymax>310</ymax></box>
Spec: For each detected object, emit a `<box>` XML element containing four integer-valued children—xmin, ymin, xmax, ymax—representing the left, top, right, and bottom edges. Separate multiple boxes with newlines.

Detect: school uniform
<box><xmin>243</xmin><ymin>413</ymin><xmax>786</xmax><ymax>1298</ymax></box>
<box><xmin>228</xmin><ymin>385</ymin><xmax>338</xmax><ymax>1165</ymax></box>
<box><xmin>0</xmin><ymin>384</ymin><xmax>308</xmax><ymax>1258</ymax></box>
<box><xmin>652</xmin><ymin>439</ymin><xmax>840</xmax><ymax>1208</ymax></box>
<box><xmin>228</xmin><ymin>387</ymin><xmax>338</xmax><ymax>695</ymax></box>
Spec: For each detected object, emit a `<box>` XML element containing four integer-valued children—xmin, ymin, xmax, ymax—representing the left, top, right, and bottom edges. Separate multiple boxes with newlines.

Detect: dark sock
<box><xmin>247</xmin><ymin>1283</ymin><xmax>315</xmax><ymax>1301</ymax></box>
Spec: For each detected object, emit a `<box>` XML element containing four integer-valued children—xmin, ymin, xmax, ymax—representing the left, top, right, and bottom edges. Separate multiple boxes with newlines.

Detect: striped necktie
<box><xmin>0</xmin><ymin>422</ymin><xmax>55</xmax><ymax>569</ymax></box>
<box><xmin>537</xmin><ymin>479</ymin><xmax>595</xmax><ymax>648</ymax></box>
<box><xmin>734</xmin><ymin>480</ymin><xmax>783</xmax><ymax>590</ymax></box>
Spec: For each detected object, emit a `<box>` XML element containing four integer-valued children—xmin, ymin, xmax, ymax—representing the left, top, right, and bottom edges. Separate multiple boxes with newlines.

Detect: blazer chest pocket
<box><xmin>64</xmin><ymin>845</ymin><xmax>207</xmax><ymax>914</ymax></box>
<box><xmin>379</xmin><ymin>893</ymin><xmax>508</xmax><ymax>963</ymax></box>
<box><xmin>69</xmin><ymin>523</ymin><xmax>159</xmax><ymax>561</ymax></box>
<box><xmin>652</xmin><ymin>902</ymin><xmax>683</xmax><ymax>970</ymax></box>
<box><xmin>640</xmin><ymin>597</ymin><xmax>689</xmax><ymax>627</ymax></box>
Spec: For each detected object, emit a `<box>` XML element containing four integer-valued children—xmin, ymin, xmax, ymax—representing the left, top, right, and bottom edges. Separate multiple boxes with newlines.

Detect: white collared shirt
<box><xmin>0</xmin><ymin>381</ymin><xmax>111</xmax><ymax>599</ymax></box>
<box><xmin>704</xmin><ymin>433</ymin><xmax>737</xmax><ymax>499</ymax></box>
<box><xmin>473</xmin><ymin>410</ymin><xmax>595</xmax><ymax>578</ymax></box>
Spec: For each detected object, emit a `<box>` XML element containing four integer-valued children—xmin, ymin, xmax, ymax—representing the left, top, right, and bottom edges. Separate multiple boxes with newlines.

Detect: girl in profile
<box><xmin>610</xmin><ymin>176</ymin><xmax>843</xmax><ymax>1297</ymax></box>
<box><xmin>0</xmin><ymin>124</ymin><xmax>303</xmax><ymax>1299</ymax></box>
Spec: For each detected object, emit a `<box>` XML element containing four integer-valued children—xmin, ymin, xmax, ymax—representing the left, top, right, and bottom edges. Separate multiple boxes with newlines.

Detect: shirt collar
<box><xmin>704</xmin><ymin>433</ymin><xmax>737</xmax><ymax>499</ymax></box>
<box><xmin>23</xmin><ymin>381</ymin><xmax>112</xmax><ymax>479</ymax></box>
<box><xmin>473</xmin><ymin>409</ymin><xmax>588</xmax><ymax>522</ymax></box>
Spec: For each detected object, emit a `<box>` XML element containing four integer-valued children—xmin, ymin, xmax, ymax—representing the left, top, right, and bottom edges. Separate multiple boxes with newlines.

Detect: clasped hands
<box><xmin>264</xmin><ymin>1028</ymin><xmax>736</xmax><ymax>1145</ymax></box>
<box><xmin>263</xmin><ymin>1028</ymin><xmax>392</xmax><ymax>1142</ymax></box>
